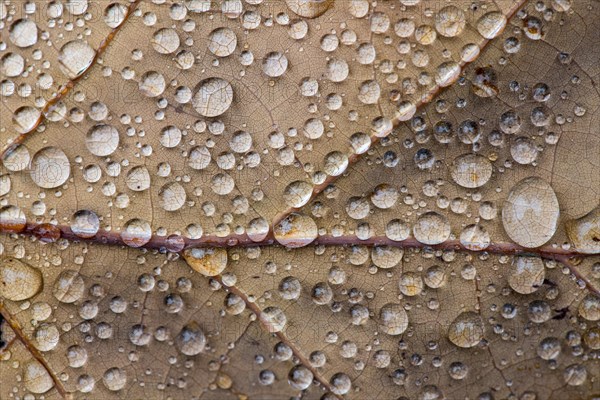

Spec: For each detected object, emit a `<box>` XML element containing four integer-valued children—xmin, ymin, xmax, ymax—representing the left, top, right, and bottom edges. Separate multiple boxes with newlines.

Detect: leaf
<box><xmin>1</xmin><ymin>0</ymin><xmax>599</xmax><ymax>399</ymax></box>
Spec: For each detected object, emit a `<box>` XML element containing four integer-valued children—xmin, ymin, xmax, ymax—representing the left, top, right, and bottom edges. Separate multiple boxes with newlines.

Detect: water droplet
<box><xmin>139</xmin><ymin>71</ymin><xmax>166</xmax><ymax>97</ymax></box>
<box><xmin>0</xmin><ymin>205</ymin><xmax>26</xmax><ymax>233</ymax></box>
<box><xmin>372</xmin><ymin>245</ymin><xmax>403</xmax><ymax>269</ymax></box>
<box><xmin>564</xmin><ymin>364</ymin><xmax>587</xmax><ymax>386</ymax></box>
<box><xmin>413</xmin><ymin>212</ymin><xmax>451</xmax><ymax>245</ymax></box>
<box><xmin>34</xmin><ymin>323</ymin><xmax>60</xmax><ymax>351</ymax></box>
<box><xmin>260</xmin><ymin>306</ymin><xmax>287</xmax><ymax>332</ymax></box>
<box><xmin>23</xmin><ymin>360</ymin><xmax>54</xmax><ymax>394</ymax></box>
<box><xmin>537</xmin><ymin>337</ymin><xmax>561</xmax><ymax>360</ymax></box>
<box><xmin>208</xmin><ymin>27</ymin><xmax>237</xmax><ymax>57</ymax></box>
<box><xmin>30</xmin><ymin>147</ymin><xmax>70</xmax><ymax>189</ymax></box>
<box><xmin>103</xmin><ymin>367</ymin><xmax>127</xmax><ymax>391</ymax></box>
<box><xmin>448</xmin><ymin>311</ymin><xmax>484</xmax><ymax>348</ymax></box>
<box><xmin>183</xmin><ymin>247</ymin><xmax>228</xmax><ymax>276</ymax></box>
<box><xmin>502</xmin><ymin>177</ymin><xmax>559</xmax><ymax>248</ymax></box>
<box><xmin>578</xmin><ymin>294</ymin><xmax>600</xmax><ymax>321</ymax></box>
<box><xmin>58</xmin><ymin>40</ymin><xmax>96</xmax><ymax>78</ymax></box>
<box><xmin>509</xmin><ymin>256</ymin><xmax>545</xmax><ymax>294</ymax></box>
<box><xmin>459</xmin><ymin>225</ymin><xmax>490</xmax><ymax>251</ymax></box>
<box><xmin>435</xmin><ymin>6</ymin><xmax>465</xmax><ymax>37</ymax></box>
<box><xmin>379</xmin><ymin>303</ymin><xmax>409</xmax><ymax>335</ymax></box>
<box><xmin>399</xmin><ymin>272</ymin><xmax>423</xmax><ymax>296</ymax></box>
<box><xmin>9</xmin><ymin>19</ymin><xmax>38</xmax><ymax>48</ymax></box>
<box><xmin>283</xmin><ymin>181</ymin><xmax>313</xmax><ymax>208</ymax></box>
<box><xmin>263</xmin><ymin>52</ymin><xmax>288</xmax><ymax>77</ymax></box>
<box><xmin>451</xmin><ymin>154</ymin><xmax>493</xmax><ymax>188</ymax></box>
<box><xmin>192</xmin><ymin>78</ymin><xmax>233</xmax><ymax>117</ymax></box>
<box><xmin>86</xmin><ymin>124</ymin><xmax>119</xmax><ymax>156</ymax></box>
<box><xmin>435</xmin><ymin>61</ymin><xmax>461</xmax><ymax>87</ymax></box>
<box><xmin>286</xmin><ymin>0</ymin><xmax>333</xmax><ymax>18</ymax></box>
<box><xmin>13</xmin><ymin>106</ymin><xmax>40</xmax><ymax>133</ymax></box>
<box><xmin>152</xmin><ymin>28</ymin><xmax>180</xmax><ymax>54</ymax></box>
<box><xmin>53</xmin><ymin>270</ymin><xmax>84</xmax><ymax>303</ymax></box>
<box><xmin>71</xmin><ymin>210</ymin><xmax>100</xmax><ymax>238</ymax></box>
<box><xmin>121</xmin><ymin>218</ymin><xmax>152</xmax><ymax>247</ymax></box>
<box><xmin>288</xmin><ymin>365</ymin><xmax>313</xmax><ymax>390</ymax></box>
<box><xmin>371</xmin><ymin>184</ymin><xmax>398</xmax><ymax>209</ymax></box>
<box><xmin>126</xmin><ymin>166</ymin><xmax>151</xmax><ymax>191</ymax></box>
<box><xmin>274</xmin><ymin>213</ymin><xmax>318</xmax><ymax>248</ymax></box>
<box><xmin>385</xmin><ymin>219</ymin><xmax>410</xmax><ymax>241</ymax></box>
<box><xmin>279</xmin><ymin>276</ymin><xmax>302</xmax><ymax>300</ymax></box>
<box><xmin>477</xmin><ymin>12</ymin><xmax>507</xmax><ymax>39</ymax></box>
<box><xmin>0</xmin><ymin>258</ymin><xmax>43</xmax><ymax>301</ymax></box>
<box><xmin>330</xmin><ymin>373</ymin><xmax>352</xmax><ymax>395</ymax></box>
<box><xmin>159</xmin><ymin>182</ymin><xmax>186</xmax><ymax>211</ymax></box>
<box><xmin>565</xmin><ymin>205</ymin><xmax>600</xmax><ymax>254</ymax></box>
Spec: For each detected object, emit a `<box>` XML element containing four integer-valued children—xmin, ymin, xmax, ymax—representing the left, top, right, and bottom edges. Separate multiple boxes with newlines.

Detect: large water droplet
<box><xmin>0</xmin><ymin>258</ymin><xmax>43</xmax><ymax>301</ymax></box>
<box><xmin>285</xmin><ymin>0</ymin><xmax>333</xmax><ymax>18</ymax></box>
<box><xmin>565</xmin><ymin>205</ymin><xmax>600</xmax><ymax>254</ymax></box>
<box><xmin>208</xmin><ymin>27</ymin><xmax>237</xmax><ymax>57</ymax></box>
<box><xmin>58</xmin><ymin>40</ymin><xmax>95</xmax><ymax>78</ymax></box>
<box><xmin>30</xmin><ymin>147</ymin><xmax>70</xmax><ymax>189</ymax></box>
<box><xmin>183</xmin><ymin>247</ymin><xmax>228</xmax><ymax>276</ymax></box>
<box><xmin>451</xmin><ymin>154</ymin><xmax>493</xmax><ymax>188</ymax></box>
<box><xmin>448</xmin><ymin>311</ymin><xmax>484</xmax><ymax>348</ymax></box>
<box><xmin>260</xmin><ymin>306</ymin><xmax>287</xmax><ymax>332</ymax></box>
<box><xmin>435</xmin><ymin>6</ymin><xmax>466</xmax><ymax>37</ymax></box>
<box><xmin>274</xmin><ymin>213</ymin><xmax>318</xmax><ymax>248</ymax></box>
<box><xmin>413</xmin><ymin>212</ymin><xmax>451</xmax><ymax>245</ymax></box>
<box><xmin>9</xmin><ymin>19</ymin><xmax>38</xmax><ymax>48</ymax></box>
<box><xmin>71</xmin><ymin>210</ymin><xmax>100</xmax><ymax>238</ymax></box>
<box><xmin>192</xmin><ymin>78</ymin><xmax>233</xmax><ymax>117</ymax></box>
<box><xmin>477</xmin><ymin>11</ymin><xmax>507</xmax><ymax>39</ymax></box>
<box><xmin>508</xmin><ymin>256</ymin><xmax>545</xmax><ymax>294</ymax></box>
<box><xmin>121</xmin><ymin>218</ymin><xmax>152</xmax><ymax>247</ymax></box>
<box><xmin>23</xmin><ymin>360</ymin><xmax>54</xmax><ymax>394</ymax></box>
<box><xmin>502</xmin><ymin>177</ymin><xmax>559</xmax><ymax>248</ymax></box>
<box><xmin>86</xmin><ymin>124</ymin><xmax>119</xmax><ymax>156</ymax></box>
<box><xmin>379</xmin><ymin>303</ymin><xmax>409</xmax><ymax>335</ymax></box>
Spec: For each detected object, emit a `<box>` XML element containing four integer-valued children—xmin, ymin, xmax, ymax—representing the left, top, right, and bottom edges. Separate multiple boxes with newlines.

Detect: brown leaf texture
<box><xmin>1</xmin><ymin>1</ymin><xmax>599</xmax><ymax>399</ymax></box>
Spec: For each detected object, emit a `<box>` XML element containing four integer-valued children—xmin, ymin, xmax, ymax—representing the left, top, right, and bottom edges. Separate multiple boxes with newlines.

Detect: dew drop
<box><xmin>182</xmin><ymin>247</ymin><xmax>228</xmax><ymax>276</ymax></box>
<box><xmin>477</xmin><ymin>12</ymin><xmax>507</xmax><ymax>39</ymax></box>
<box><xmin>459</xmin><ymin>225</ymin><xmax>490</xmax><ymax>251</ymax></box>
<box><xmin>274</xmin><ymin>213</ymin><xmax>318</xmax><ymax>248</ymax></box>
<box><xmin>285</xmin><ymin>0</ymin><xmax>333</xmax><ymax>18</ymax></box>
<box><xmin>152</xmin><ymin>28</ymin><xmax>180</xmax><ymax>54</ymax></box>
<box><xmin>451</xmin><ymin>154</ymin><xmax>493</xmax><ymax>188</ymax></box>
<box><xmin>509</xmin><ymin>256</ymin><xmax>545</xmax><ymax>294</ymax></box>
<box><xmin>208</xmin><ymin>27</ymin><xmax>237</xmax><ymax>57</ymax></box>
<box><xmin>30</xmin><ymin>147</ymin><xmax>70</xmax><ymax>189</ymax></box>
<box><xmin>9</xmin><ymin>19</ymin><xmax>38</xmax><ymax>48</ymax></box>
<box><xmin>288</xmin><ymin>365</ymin><xmax>313</xmax><ymax>390</ymax></box>
<box><xmin>102</xmin><ymin>367</ymin><xmax>127</xmax><ymax>391</ymax></box>
<box><xmin>371</xmin><ymin>245</ymin><xmax>403</xmax><ymax>269</ymax></box>
<box><xmin>121</xmin><ymin>218</ymin><xmax>152</xmax><ymax>248</ymax></box>
<box><xmin>263</xmin><ymin>52</ymin><xmax>288</xmax><ymax>77</ymax></box>
<box><xmin>565</xmin><ymin>206</ymin><xmax>600</xmax><ymax>254</ymax></box>
<box><xmin>0</xmin><ymin>258</ymin><xmax>43</xmax><ymax>301</ymax></box>
<box><xmin>0</xmin><ymin>205</ymin><xmax>26</xmax><ymax>233</ymax></box>
<box><xmin>379</xmin><ymin>303</ymin><xmax>409</xmax><ymax>335</ymax></box>
<box><xmin>413</xmin><ymin>212</ymin><xmax>451</xmax><ymax>245</ymax></box>
<box><xmin>86</xmin><ymin>124</ymin><xmax>119</xmax><ymax>156</ymax></box>
<box><xmin>58</xmin><ymin>40</ymin><xmax>96</xmax><ymax>78</ymax></box>
<box><xmin>192</xmin><ymin>78</ymin><xmax>233</xmax><ymax>117</ymax></box>
<box><xmin>23</xmin><ymin>360</ymin><xmax>54</xmax><ymax>394</ymax></box>
<box><xmin>283</xmin><ymin>181</ymin><xmax>313</xmax><ymax>208</ymax></box>
<box><xmin>448</xmin><ymin>311</ymin><xmax>485</xmax><ymax>348</ymax></box>
<box><xmin>260</xmin><ymin>306</ymin><xmax>287</xmax><ymax>333</ymax></box>
<box><xmin>435</xmin><ymin>6</ymin><xmax>466</xmax><ymax>37</ymax></box>
<box><xmin>502</xmin><ymin>177</ymin><xmax>559</xmax><ymax>248</ymax></box>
